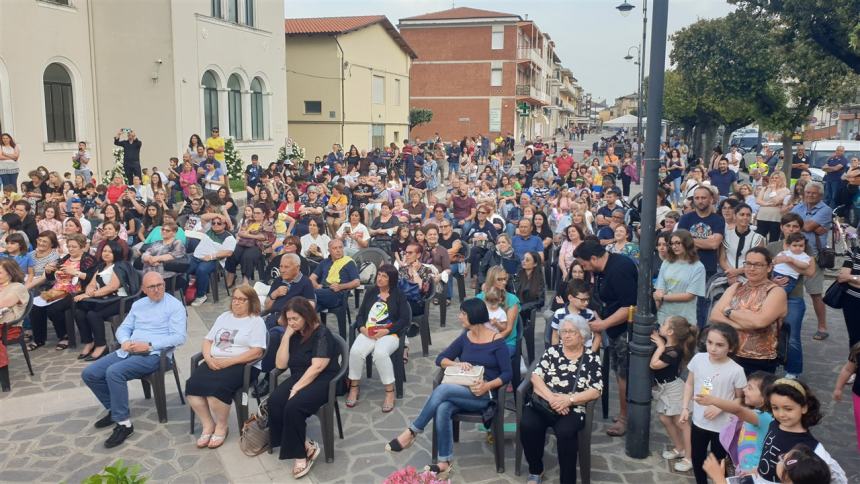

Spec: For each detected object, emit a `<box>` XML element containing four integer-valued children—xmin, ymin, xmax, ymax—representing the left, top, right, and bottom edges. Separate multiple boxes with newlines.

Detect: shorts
<box><xmin>652</xmin><ymin>378</ymin><xmax>685</xmax><ymax>416</ymax></box>
<box><xmin>804</xmin><ymin>261</ymin><xmax>824</xmax><ymax>295</ymax></box>
<box><xmin>607</xmin><ymin>333</ymin><xmax>629</xmax><ymax>379</ymax></box>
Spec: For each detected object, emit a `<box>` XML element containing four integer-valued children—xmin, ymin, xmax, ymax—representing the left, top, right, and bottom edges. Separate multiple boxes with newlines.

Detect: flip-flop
<box><xmin>207</xmin><ymin>429</ymin><xmax>228</xmax><ymax>449</ymax></box>
<box><xmin>305</xmin><ymin>440</ymin><xmax>320</xmax><ymax>462</ymax></box>
<box><xmin>196</xmin><ymin>433</ymin><xmax>212</xmax><ymax>448</ymax></box>
<box><xmin>813</xmin><ymin>331</ymin><xmax>829</xmax><ymax>340</ymax></box>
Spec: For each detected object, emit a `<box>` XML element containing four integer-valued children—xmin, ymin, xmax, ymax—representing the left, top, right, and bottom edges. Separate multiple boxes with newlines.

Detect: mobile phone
<box><xmin>727</xmin><ymin>477</ymin><xmax>754</xmax><ymax>484</ymax></box>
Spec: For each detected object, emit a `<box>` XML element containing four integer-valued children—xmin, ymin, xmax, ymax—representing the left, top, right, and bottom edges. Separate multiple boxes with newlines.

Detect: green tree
<box><xmin>408</xmin><ymin>108</ymin><xmax>433</xmax><ymax>131</ymax></box>
<box><xmin>731</xmin><ymin>0</ymin><xmax>860</xmax><ymax>75</ymax></box>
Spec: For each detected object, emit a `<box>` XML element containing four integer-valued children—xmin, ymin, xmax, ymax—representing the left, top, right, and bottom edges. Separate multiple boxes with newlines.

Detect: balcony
<box><xmin>517</xmin><ymin>47</ymin><xmax>547</xmax><ymax>70</ymax></box>
<box><xmin>516</xmin><ymin>84</ymin><xmax>550</xmax><ymax>105</ymax></box>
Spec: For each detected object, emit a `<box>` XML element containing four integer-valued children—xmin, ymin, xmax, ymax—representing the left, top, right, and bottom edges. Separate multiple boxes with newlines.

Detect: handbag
<box><xmin>815</xmin><ymin>234</ymin><xmax>836</xmax><ymax>269</ymax></box>
<box><xmin>40</xmin><ymin>288</ymin><xmax>68</xmax><ymax>302</ymax></box>
<box><xmin>239</xmin><ymin>399</ymin><xmax>271</xmax><ymax>456</ymax></box>
<box><xmin>441</xmin><ymin>364</ymin><xmax>485</xmax><ymax>386</ymax></box>
<box><xmin>776</xmin><ymin>320</ymin><xmax>791</xmax><ymax>366</ymax></box>
<box><xmin>527</xmin><ymin>353</ymin><xmax>585</xmax><ymax>423</ymax></box>
<box><xmin>823</xmin><ymin>281</ymin><xmax>847</xmax><ymax>309</ymax></box>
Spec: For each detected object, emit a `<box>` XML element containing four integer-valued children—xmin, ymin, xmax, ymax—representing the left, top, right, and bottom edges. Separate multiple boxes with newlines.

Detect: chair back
<box><xmin>352</xmin><ymin>247</ymin><xmax>391</xmax><ymax>268</ymax></box>
<box><xmin>1</xmin><ymin>296</ymin><xmax>33</xmax><ymax>342</ymax></box>
<box><xmin>329</xmin><ymin>332</ymin><xmax>349</xmax><ymax>397</ymax></box>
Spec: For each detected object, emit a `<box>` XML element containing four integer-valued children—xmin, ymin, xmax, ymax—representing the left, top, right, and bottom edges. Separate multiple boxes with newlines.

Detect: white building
<box><xmin>0</xmin><ymin>0</ymin><xmax>287</xmax><ymax>181</ymax></box>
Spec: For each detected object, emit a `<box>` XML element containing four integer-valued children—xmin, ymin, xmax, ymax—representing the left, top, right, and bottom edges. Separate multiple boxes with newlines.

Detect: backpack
<box><xmin>358</xmin><ymin>260</ymin><xmax>377</xmax><ymax>286</ymax></box>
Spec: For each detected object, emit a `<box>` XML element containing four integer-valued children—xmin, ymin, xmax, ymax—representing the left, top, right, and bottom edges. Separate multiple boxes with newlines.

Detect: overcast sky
<box><xmin>283</xmin><ymin>0</ymin><xmax>734</xmax><ymax>103</ymax></box>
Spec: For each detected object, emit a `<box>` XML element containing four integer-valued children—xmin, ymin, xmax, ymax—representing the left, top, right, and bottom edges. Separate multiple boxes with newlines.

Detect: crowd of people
<box><xmin>0</xmin><ymin>125</ymin><xmax>857</xmax><ymax>483</ymax></box>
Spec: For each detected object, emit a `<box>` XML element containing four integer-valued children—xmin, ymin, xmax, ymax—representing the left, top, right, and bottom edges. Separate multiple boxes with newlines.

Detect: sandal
<box><xmin>385</xmin><ymin>429</ymin><xmax>415</xmax><ymax>452</ymax></box>
<box><xmin>423</xmin><ymin>462</ymin><xmax>453</xmax><ymax>479</ymax></box>
<box><xmin>292</xmin><ymin>454</ymin><xmax>317</xmax><ymax>479</ymax></box>
<box><xmin>305</xmin><ymin>440</ymin><xmax>320</xmax><ymax>462</ymax></box>
<box><xmin>813</xmin><ymin>331</ymin><xmax>829</xmax><ymax>341</ymax></box>
<box><xmin>207</xmin><ymin>429</ymin><xmax>228</xmax><ymax>449</ymax></box>
<box><xmin>346</xmin><ymin>383</ymin><xmax>360</xmax><ymax>408</ymax></box>
<box><xmin>55</xmin><ymin>340</ymin><xmax>69</xmax><ymax>351</ymax></box>
<box><xmin>196</xmin><ymin>433</ymin><xmax>212</xmax><ymax>448</ymax></box>
<box><xmin>26</xmin><ymin>342</ymin><xmax>44</xmax><ymax>352</ymax></box>
<box><xmin>606</xmin><ymin>417</ymin><xmax>627</xmax><ymax>437</ymax></box>
<box><xmin>382</xmin><ymin>389</ymin><xmax>395</xmax><ymax>413</ymax></box>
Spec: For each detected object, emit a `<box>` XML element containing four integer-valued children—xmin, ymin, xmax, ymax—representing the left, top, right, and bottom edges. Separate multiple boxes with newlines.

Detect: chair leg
<box><xmin>431</xmin><ymin>418</ymin><xmax>438</xmax><ymax>464</ymax></box>
<box><xmin>366</xmin><ymin>354</ymin><xmax>373</xmax><ymax>379</ymax></box>
<box><xmin>64</xmin><ymin>309</ymin><xmax>77</xmax><ymax>349</ymax></box>
<box><xmin>141</xmin><ymin>379</ymin><xmax>152</xmax><ymax>399</ymax></box>
<box><xmin>0</xmin><ymin>366</ymin><xmax>9</xmax><ymax>392</ymax></box>
<box><xmin>210</xmin><ymin>271</ymin><xmax>219</xmax><ymax>303</ymax></box>
<box><xmin>494</xmin><ymin>415</ymin><xmax>505</xmax><ymax>473</ymax></box>
<box><xmin>322</xmin><ymin>405</ymin><xmax>335</xmax><ymax>463</ymax></box>
<box><xmin>172</xmin><ymin>364</ymin><xmax>185</xmax><ymax>405</ymax></box>
<box><xmin>601</xmin><ymin>348</ymin><xmax>610</xmax><ymax>419</ymax></box>
<box><xmin>334</xmin><ymin>401</ymin><xmax>343</xmax><ymax>439</ymax></box>
<box><xmin>419</xmin><ymin>314</ymin><xmax>431</xmax><ymax>357</ymax></box>
<box><xmin>154</xmin><ymin>376</ymin><xmax>168</xmax><ymax>423</ymax></box>
<box><xmin>452</xmin><ymin>420</ymin><xmax>460</xmax><ymax>442</ymax></box>
<box><xmin>190</xmin><ymin>407</ymin><xmax>196</xmax><ymax>435</ymax></box>
<box><xmin>18</xmin><ymin>338</ymin><xmax>34</xmax><ymax>376</ymax></box>
<box><xmin>524</xmin><ymin>320</ymin><xmax>535</xmax><ymax>366</ymax></box>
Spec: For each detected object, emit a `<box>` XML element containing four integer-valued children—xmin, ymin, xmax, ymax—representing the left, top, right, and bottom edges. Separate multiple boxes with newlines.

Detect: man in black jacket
<box><xmin>113</xmin><ymin>129</ymin><xmax>142</xmax><ymax>183</ymax></box>
<box><xmin>13</xmin><ymin>200</ymin><xmax>38</xmax><ymax>248</ymax></box>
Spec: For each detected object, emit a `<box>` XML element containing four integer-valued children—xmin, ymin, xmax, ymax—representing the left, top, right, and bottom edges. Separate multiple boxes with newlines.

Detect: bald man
<box><xmin>82</xmin><ymin>272</ymin><xmax>186</xmax><ymax>448</ymax></box>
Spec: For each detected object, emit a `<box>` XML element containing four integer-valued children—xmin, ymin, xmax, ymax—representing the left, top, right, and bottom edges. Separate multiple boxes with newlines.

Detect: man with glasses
<box><xmin>187</xmin><ymin>215</ymin><xmax>237</xmax><ymax>306</ymax></box>
<box><xmin>677</xmin><ymin>185</ymin><xmax>725</xmax><ymax>327</ymax></box>
<box><xmin>205</xmin><ymin>127</ymin><xmax>225</xmax><ymax>163</ymax></box>
<box><xmin>598</xmin><ymin>209</ymin><xmax>629</xmax><ymax>246</ymax></box>
<box><xmin>82</xmin><ymin>271</ymin><xmax>186</xmax><ymax>448</ymax></box>
<box><xmin>790</xmin><ymin>182</ymin><xmax>832</xmax><ymax>340</ymax></box>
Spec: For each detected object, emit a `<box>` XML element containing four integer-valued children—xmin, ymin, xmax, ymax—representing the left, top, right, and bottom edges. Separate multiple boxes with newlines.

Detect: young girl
<box><xmin>703</xmin><ymin>443</ymin><xmax>833</xmax><ymax>484</ymax></box>
<box><xmin>483</xmin><ymin>287</ymin><xmax>508</xmax><ymax>334</ymax></box>
<box><xmin>680</xmin><ymin>323</ymin><xmax>747</xmax><ymax>484</ymax></box>
<box><xmin>651</xmin><ymin>315</ymin><xmax>698</xmax><ymax>472</ymax></box>
<box><xmin>693</xmin><ymin>371</ymin><xmax>777</xmax><ymax>477</ymax></box>
<box><xmin>833</xmin><ymin>341</ymin><xmax>860</xmax><ymax>453</ymax></box>
<box><xmin>754</xmin><ymin>379</ymin><xmax>846</xmax><ymax>483</ymax></box>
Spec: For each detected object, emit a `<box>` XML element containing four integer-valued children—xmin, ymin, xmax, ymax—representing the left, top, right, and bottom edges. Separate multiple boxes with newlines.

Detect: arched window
<box><xmin>202</xmin><ymin>71</ymin><xmax>219</xmax><ymax>135</ymax></box>
<box><xmin>43</xmin><ymin>63</ymin><xmax>76</xmax><ymax>143</ymax></box>
<box><xmin>250</xmin><ymin>77</ymin><xmax>264</xmax><ymax>140</ymax></box>
<box><xmin>228</xmin><ymin>74</ymin><xmax>243</xmax><ymax>139</ymax></box>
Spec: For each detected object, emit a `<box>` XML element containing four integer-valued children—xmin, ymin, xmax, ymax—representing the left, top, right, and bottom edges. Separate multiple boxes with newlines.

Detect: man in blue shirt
<box><xmin>677</xmin><ymin>185</ymin><xmax>725</xmax><ymax>327</ymax></box>
<box><xmin>82</xmin><ymin>272</ymin><xmax>186</xmax><ymax>448</ymax></box>
<box><xmin>822</xmin><ymin>145</ymin><xmax>848</xmax><ymax>208</ymax></box>
<box><xmin>511</xmin><ymin>218</ymin><xmax>545</xmax><ymax>262</ymax></box>
<box><xmin>790</xmin><ymin>181</ymin><xmax>832</xmax><ymax>339</ymax></box>
<box><xmin>310</xmin><ymin>239</ymin><xmax>360</xmax><ymax>335</ymax></box>
<box><xmin>707</xmin><ymin>158</ymin><xmax>738</xmax><ymax>198</ymax></box>
<box><xmin>244</xmin><ymin>154</ymin><xmax>263</xmax><ymax>202</ymax></box>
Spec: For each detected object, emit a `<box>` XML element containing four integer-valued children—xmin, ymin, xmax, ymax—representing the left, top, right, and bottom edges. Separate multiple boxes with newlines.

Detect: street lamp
<box><xmin>616</xmin><ymin>1</ymin><xmax>635</xmax><ymax>15</ymax></box>
<box><xmin>614</xmin><ymin>0</ymin><xmax>670</xmax><ymax>460</ymax></box>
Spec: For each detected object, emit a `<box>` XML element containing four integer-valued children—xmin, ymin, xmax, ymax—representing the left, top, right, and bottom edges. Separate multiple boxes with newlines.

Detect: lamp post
<box><xmin>617</xmin><ymin>0</ymin><xmax>647</xmax><ymax>176</ymax></box>
<box><xmin>624</xmin><ymin>45</ymin><xmax>643</xmax><ymax>175</ymax></box>
<box><xmin>616</xmin><ymin>0</ymin><xmax>669</xmax><ymax>459</ymax></box>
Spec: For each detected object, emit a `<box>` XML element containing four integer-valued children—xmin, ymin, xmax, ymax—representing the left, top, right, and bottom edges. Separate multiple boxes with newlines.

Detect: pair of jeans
<box><xmin>824</xmin><ymin>179</ymin><xmax>842</xmax><ymax>208</ymax></box>
<box><xmin>409</xmin><ymin>383</ymin><xmax>491</xmax><ymax>462</ymax></box>
<box><xmin>672</xmin><ymin>177</ymin><xmax>683</xmax><ymax>204</ymax></box>
<box><xmin>0</xmin><ymin>172</ymin><xmax>18</xmax><ymax>190</ymax></box>
<box><xmin>187</xmin><ymin>257</ymin><xmax>219</xmax><ymax>299</ymax></box>
<box><xmin>784</xmin><ymin>297</ymin><xmax>805</xmax><ymax>375</ymax></box>
<box><xmin>81</xmin><ymin>352</ymin><xmax>161</xmax><ymax>422</ymax></box>
<box><xmin>446</xmin><ymin>262</ymin><xmax>465</xmax><ymax>300</ymax></box>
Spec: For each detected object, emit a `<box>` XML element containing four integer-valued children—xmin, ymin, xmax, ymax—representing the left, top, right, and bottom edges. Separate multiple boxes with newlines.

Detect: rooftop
<box><xmin>285</xmin><ymin>15</ymin><xmax>417</xmax><ymax>58</ymax></box>
<box><xmin>400</xmin><ymin>6</ymin><xmax>521</xmax><ymax>22</ymax></box>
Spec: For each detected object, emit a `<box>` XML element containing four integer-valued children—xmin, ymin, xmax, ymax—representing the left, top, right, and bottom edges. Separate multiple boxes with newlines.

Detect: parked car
<box><xmin>808</xmin><ymin>140</ymin><xmax>860</xmax><ymax>181</ymax></box>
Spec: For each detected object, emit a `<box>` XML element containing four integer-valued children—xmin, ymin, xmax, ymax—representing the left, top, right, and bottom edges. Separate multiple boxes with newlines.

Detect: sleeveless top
<box><xmin>727</xmin><ymin>280</ymin><xmax>780</xmax><ymax>360</ymax></box>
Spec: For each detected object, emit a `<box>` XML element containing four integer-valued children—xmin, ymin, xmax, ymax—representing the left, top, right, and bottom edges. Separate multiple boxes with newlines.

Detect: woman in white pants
<box><xmin>346</xmin><ymin>263</ymin><xmax>412</xmax><ymax>413</ymax></box>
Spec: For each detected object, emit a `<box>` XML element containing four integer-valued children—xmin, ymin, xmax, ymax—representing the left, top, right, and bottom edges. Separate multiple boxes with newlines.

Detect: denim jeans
<box><xmin>784</xmin><ymin>297</ymin><xmax>805</xmax><ymax>375</ymax></box>
<box><xmin>409</xmin><ymin>383</ymin><xmax>491</xmax><ymax>462</ymax></box>
<box><xmin>82</xmin><ymin>352</ymin><xmax>162</xmax><ymax>422</ymax></box>
<box><xmin>824</xmin><ymin>179</ymin><xmax>841</xmax><ymax>208</ymax></box>
<box><xmin>447</xmin><ymin>262</ymin><xmax>465</xmax><ymax>300</ymax></box>
<box><xmin>187</xmin><ymin>257</ymin><xmax>219</xmax><ymax>299</ymax></box>
<box><xmin>672</xmin><ymin>177</ymin><xmax>683</xmax><ymax>205</ymax></box>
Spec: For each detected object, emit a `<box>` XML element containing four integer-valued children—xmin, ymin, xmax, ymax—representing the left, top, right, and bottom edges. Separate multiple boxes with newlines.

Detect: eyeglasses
<box><xmin>743</xmin><ymin>261</ymin><xmax>768</xmax><ymax>268</ymax></box>
<box><xmin>212</xmin><ymin>221</ymin><xmax>225</xmax><ymax>225</ymax></box>
<box><xmin>232</xmin><ymin>296</ymin><xmax>249</xmax><ymax>302</ymax></box>
<box><xmin>573</xmin><ymin>296</ymin><xmax>590</xmax><ymax>302</ymax></box>
<box><xmin>145</xmin><ymin>283</ymin><xmax>165</xmax><ymax>290</ymax></box>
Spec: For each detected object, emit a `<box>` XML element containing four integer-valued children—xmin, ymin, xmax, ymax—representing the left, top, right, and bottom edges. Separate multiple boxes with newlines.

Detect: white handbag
<box><xmin>441</xmin><ymin>365</ymin><xmax>485</xmax><ymax>386</ymax></box>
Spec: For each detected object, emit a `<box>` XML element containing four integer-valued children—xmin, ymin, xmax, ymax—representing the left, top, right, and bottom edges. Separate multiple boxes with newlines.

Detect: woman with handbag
<box><xmin>520</xmin><ymin>314</ymin><xmax>602</xmax><ymax>484</ymax></box>
<box><xmin>709</xmin><ymin>247</ymin><xmax>787</xmax><ymax>375</ymax></box>
<box><xmin>384</xmin><ymin>298</ymin><xmax>511</xmax><ymax>479</ymax></box>
<box><xmin>186</xmin><ymin>285</ymin><xmax>266</xmax><ymax>449</ymax></box>
<box><xmin>835</xmin><ymin>246</ymin><xmax>860</xmax><ymax>347</ymax></box>
<box><xmin>29</xmin><ymin>233</ymin><xmax>96</xmax><ymax>351</ymax></box>
<box><xmin>269</xmin><ymin>296</ymin><xmax>340</xmax><ymax>478</ymax></box>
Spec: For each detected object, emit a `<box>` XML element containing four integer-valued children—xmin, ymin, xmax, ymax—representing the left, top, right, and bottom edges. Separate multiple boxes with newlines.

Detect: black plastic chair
<box><xmin>514</xmin><ymin>360</ymin><xmax>596</xmax><ymax>483</ymax></box>
<box><xmin>350</xmin><ymin>248</ymin><xmax>391</xmax><ymax>308</ymax></box>
<box><xmin>519</xmin><ymin>300</ymin><xmax>543</xmax><ymax>366</ymax></box>
<box><xmin>318</xmin><ymin>292</ymin><xmax>353</xmax><ymax>345</ymax></box>
<box><xmin>189</xmin><ymin>332</ymin><xmax>270</xmax><ymax>433</ymax></box>
<box><xmin>139</xmin><ymin>347</ymin><xmax>185</xmax><ymax>423</ymax></box>
<box><xmin>269</xmin><ymin>332</ymin><xmax>348</xmax><ymax>463</ymax></box>
<box><xmin>352</xmin><ymin>326</ymin><xmax>406</xmax><ymax>399</ymax></box>
<box><xmin>451</xmin><ymin>244</ymin><xmax>470</xmax><ymax>302</ymax></box>
<box><xmin>0</xmin><ymin>297</ymin><xmax>35</xmax><ymax>391</ymax></box>
<box><xmin>430</xmin><ymin>367</ymin><xmax>508</xmax><ymax>473</ymax></box>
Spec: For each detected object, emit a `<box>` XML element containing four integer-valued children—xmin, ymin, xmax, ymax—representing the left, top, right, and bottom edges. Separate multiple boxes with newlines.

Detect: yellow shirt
<box><xmin>206</xmin><ymin>136</ymin><xmax>225</xmax><ymax>162</ymax></box>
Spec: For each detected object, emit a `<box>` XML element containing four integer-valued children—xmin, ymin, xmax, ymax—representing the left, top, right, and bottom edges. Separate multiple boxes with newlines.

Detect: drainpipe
<box><xmin>334</xmin><ymin>36</ymin><xmax>345</xmax><ymax>147</ymax></box>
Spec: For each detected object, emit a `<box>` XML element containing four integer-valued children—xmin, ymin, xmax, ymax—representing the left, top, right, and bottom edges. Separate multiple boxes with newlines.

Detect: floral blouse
<box><xmin>607</xmin><ymin>241</ymin><xmax>640</xmax><ymax>262</ymax></box>
<box><xmin>534</xmin><ymin>346</ymin><xmax>603</xmax><ymax>415</ymax></box>
<box><xmin>142</xmin><ymin>239</ymin><xmax>186</xmax><ymax>276</ymax></box>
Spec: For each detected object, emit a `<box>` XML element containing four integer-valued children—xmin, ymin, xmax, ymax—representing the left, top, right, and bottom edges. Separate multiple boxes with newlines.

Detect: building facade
<box><xmin>0</xmin><ymin>0</ymin><xmax>287</xmax><ymax>181</ymax></box>
<box><xmin>284</xmin><ymin>15</ymin><xmax>414</xmax><ymax>158</ymax></box>
<box><xmin>399</xmin><ymin>7</ymin><xmax>557</xmax><ymax>143</ymax></box>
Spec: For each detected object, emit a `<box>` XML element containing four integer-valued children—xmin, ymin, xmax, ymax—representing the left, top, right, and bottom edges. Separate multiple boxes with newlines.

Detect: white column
<box><xmin>241</xmin><ymin>89</ymin><xmax>252</xmax><ymax>141</ymax></box>
<box><xmin>218</xmin><ymin>88</ymin><xmax>229</xmax><ymax>136</ymax></box>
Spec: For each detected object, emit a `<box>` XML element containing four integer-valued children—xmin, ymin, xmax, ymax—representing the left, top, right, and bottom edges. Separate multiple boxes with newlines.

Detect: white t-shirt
<box><xmin>192</xmin><ymin>232</ymin><xmax>237</xmax><ymax>267</ymax></box>
<box><xmin>336</xmin><ymin>222</ymin><xmax>369</xmax><ymax>252</ymax></box>
<box><xmin>773</xmin><ymin>250</ymin><xmax>811</xmax><ymax>279</ymax></box>
<box><xmin>484</xmin><ymin>306</ymin><xmax>508</xmax><ymax>333</ymax></box>
<box><xmin>726</xmin><ymin>151</ymin><xmax>743</xmax><ymax>173</ymax></box>
<box><xmin>205</xmin><ymin>312</ymin><xmax>267</xmax><ymax>369</ymax></box>
<box><xmin>687</xmin><ymin>353</ymin><xmax>747</xmax><ymax>432</ymax></box>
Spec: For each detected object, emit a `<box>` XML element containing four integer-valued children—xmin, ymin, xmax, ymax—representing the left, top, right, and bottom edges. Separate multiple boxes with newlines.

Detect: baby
<box><xmin>483</xmin><ymin>287</ymin><xmax>508</xmax><ymax>334</ymax></box>
<box><xmin>772</xmin><ymin>232</ymin><xmax>811</xmax><ymax>294</ymax></box>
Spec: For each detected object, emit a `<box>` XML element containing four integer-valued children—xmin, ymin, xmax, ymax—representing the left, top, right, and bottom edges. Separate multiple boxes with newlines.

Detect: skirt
<box><xmin>185</xmin><ymin>361</ymin><xmax>259</xmax><ymax>405</ymax></box>
<box><xmin>652</xmin><ymin>378</ymin><xmax>685</xmax><ymax>416</ymax></box>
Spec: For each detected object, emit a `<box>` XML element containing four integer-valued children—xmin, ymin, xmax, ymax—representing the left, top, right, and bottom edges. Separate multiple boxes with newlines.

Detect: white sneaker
<box><xmin>674</xmin><ymin>459</ymin><xmax>692</xmax><ymax>472</ymax></box>
<box><xmin>190</xmin><ymin>295</ymin><xmax>207</xmax><ymax>307</ymax></box>
<box><xmin>662</xmin><ymin>448</ymin><xmax>684</xmax><ymax>460</ymax></box>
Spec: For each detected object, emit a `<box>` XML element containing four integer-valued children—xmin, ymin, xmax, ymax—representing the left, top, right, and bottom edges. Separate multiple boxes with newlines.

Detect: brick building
<box><xmin>399</xmin><ymin>7</ymin><xmax>556</xmax><ymax>143</ymax></box>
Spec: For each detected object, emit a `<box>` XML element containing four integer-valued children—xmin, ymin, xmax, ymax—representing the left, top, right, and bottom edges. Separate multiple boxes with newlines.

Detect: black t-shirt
<box><xmin>595</xmin><ymin>253</ymin><xmax>638</xmax><ymax>339</ymax></box>
<box><xmin>757</xmin><ymin>420</ymin><xmax>819</xmax><ymax>482</ymax></box>
<box><xmin>438</xmin><ymin>232</ymin><xmax>461</xmax><ymax>250</ymax></box>
<box><xmin>790</xmin><ymin>153</ymin><xmax>810</xmax><ymax>179</ymax></box>
<box><xmin>352</xmin><ymin>183</ymin><xmax>373</xmax><ymax>206</ymax></box>
<box><xmin>285</xmin><ymin>326</ymin><xmax>340</xmax><ymax>382</ymax></box>
<box><xmin>652</xmin><ymin>346</ymin><xmax>681</xmax><ymax>384</ymax></box>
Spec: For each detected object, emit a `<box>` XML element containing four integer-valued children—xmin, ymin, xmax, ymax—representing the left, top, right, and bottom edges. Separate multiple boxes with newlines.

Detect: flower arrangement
<box><xmin>383</xmin><ymin>466</ymin><xmax>450</xmax><ymax>484</ymax></box>
<box><xmin>102</xmin><ymin>147</ymin><xmax>125</xmax><ymax>184</ymax></box>
<box><xmin>278</xmin><ymin>138</ymin><xmax>306</xmax><ymax>162</ymax></box>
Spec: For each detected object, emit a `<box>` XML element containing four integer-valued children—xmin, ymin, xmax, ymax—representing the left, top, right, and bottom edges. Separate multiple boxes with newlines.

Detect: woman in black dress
<box><xmin>269</xmin><ymin>296</ymin><xmax>340</xmax><ymax>478</ymax></box>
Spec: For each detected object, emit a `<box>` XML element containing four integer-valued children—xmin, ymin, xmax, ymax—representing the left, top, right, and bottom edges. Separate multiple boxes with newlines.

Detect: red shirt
<box><xmin>556</xmin><ymin>155</ymin><xmax>574</xmax><ymax>177</ymax></box>
<box><xmin>106</xmin><ymin>184</ymin><xmax>125</xmax><ymax>204</ymax></box>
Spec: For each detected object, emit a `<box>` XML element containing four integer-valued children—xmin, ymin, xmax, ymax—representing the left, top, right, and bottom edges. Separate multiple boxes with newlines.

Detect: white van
<box><xmin>807</xmin><ymin>140</ymin><xmax>860</xmax><ymax>181</ymax></box>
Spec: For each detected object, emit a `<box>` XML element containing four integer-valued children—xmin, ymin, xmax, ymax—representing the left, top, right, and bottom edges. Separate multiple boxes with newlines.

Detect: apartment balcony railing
<box><xmin>517</xmin><ymin>47</ymin><xmax>548</xmax><ymax>70</ymax></box>
<box><xmin>516</xmin><ymin>84</ymin><xmax>550</xmax><ymax>105</ymax></box>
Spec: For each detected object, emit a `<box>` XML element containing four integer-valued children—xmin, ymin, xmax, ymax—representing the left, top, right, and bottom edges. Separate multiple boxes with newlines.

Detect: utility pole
<box><xmin>625</xmin><ymin>0</ymin><xmax>668</xmax><ymax>459</ymax></box>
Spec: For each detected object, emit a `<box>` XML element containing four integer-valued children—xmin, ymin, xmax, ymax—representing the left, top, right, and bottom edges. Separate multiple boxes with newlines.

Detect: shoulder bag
<box><xmin>528</xmin><ymin>354</ymin><xmax>585</xmax><ymax>425</ymax></box>
<box><xmin>815</xmin><ymin>234</ymin><xmax>836</xmax><ymax>269</ymax></box>
<box><xmin>441</xmin><ymin>364</ymin><xmax>485</xmax><ymax>386</ymax></box>
<box><xmin>239</xmin><ymin>399</ymin><xmax>271</xmax><ymax>456</ymax></box>
<box><xmin>823</xmin><ymin>281</ymin><xmax>847</xmax><ymax>309</ymax></box>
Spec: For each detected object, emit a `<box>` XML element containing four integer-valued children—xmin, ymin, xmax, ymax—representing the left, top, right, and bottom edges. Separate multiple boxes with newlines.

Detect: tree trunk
<box><xmin>781</xmin><ymin>131</ymin><xmax>793</xmax><ymax>179</ymax></box>
<box><xmin>703</xmin><ymin>124</ymin><xmax>718</xmax><ymax>164</ymax></box>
